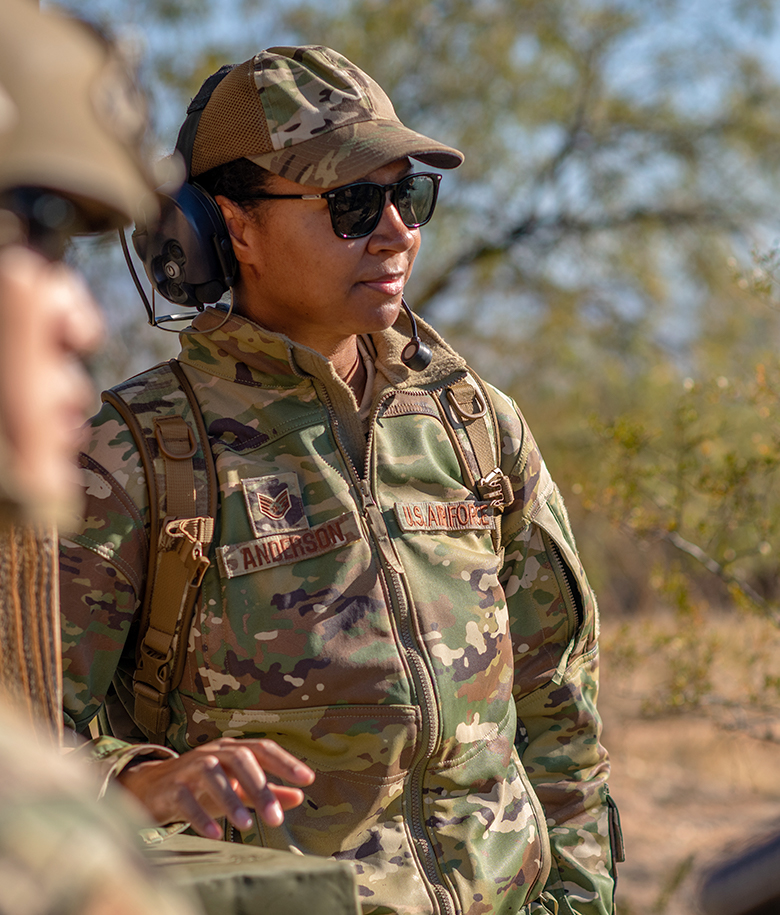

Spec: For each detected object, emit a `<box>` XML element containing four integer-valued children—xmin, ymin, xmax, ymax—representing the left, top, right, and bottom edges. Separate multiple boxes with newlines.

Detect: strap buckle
<box><xmin>136</xmin><ymin>618</ymin><xmax>175</xmax><ymax>687</ymax></box>
<box><xmin>162</xmin><ymin>516</ymin><xmax>214</xmax><ymax>586</ymax></box>
<box><xmin>477</xmin><ymin>467</ymin><xmax>513</xmax><ymax>512</ymax></box>
<box><xmin>133</xmin><ymin>677</ymin><xmax>171</xmax><ymax>708</ymax></box>
<box><xmin>446</xmin><ymin>384</ymin><xmax>487</xmax><ymax>420</ymax></box>
<box><xmin>154</xmin><ymin>417</ymin><xmax>197</xmax><ymax>459</ymax></box>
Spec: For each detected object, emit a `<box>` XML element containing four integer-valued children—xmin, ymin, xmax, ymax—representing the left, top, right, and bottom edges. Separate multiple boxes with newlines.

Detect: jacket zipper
<box><xmin>318</xmin><ymin>382</ymin><xmax>457</xmax><ymax>915</ymax></box>
<box><xmin>546</xmin><ymin>536</ymin><xmax>584</xmax><ymax>631</ymax></box>
<box><xmin>362</xmin><ymin>486</ymin><xmax>455</xmax><ymax>915</ymax></box>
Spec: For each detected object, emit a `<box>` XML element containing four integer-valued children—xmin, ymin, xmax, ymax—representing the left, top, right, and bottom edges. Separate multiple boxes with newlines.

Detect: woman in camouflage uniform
<box><xmin>60</xmin><ymin>46</ymin><xmax>620</xmax><ymax>915</ymax></box>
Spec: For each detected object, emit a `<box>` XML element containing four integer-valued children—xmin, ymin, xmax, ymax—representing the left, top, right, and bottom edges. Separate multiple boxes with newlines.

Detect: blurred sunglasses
<box><xmin>241</xmin><ymin>172</ymin><xmax>442</xmax><ymax>239</ymax></box>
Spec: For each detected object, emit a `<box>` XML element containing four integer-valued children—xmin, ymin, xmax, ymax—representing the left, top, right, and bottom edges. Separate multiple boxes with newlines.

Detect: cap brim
<box><xmin>246</xmin><ymin>119</ymin><xmax>463</xmax><ymax>189</ymax></box>
<box><xmin>0</xmin><ymin>147</ymin><xmax>156</xmax><ymax>232</ymax></box>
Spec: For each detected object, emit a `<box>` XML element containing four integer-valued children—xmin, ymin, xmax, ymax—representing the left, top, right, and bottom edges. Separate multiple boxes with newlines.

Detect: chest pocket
<box><xmin>375</xmin><ymin>378</ymin><xmax>513</xmax><ymax>553</ymax></box>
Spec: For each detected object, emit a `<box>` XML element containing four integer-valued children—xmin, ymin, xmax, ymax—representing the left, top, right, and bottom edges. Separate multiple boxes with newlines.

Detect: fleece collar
<box><xmin>180</xmin><ymin>306</ymin><xmax>468</xmax><ymax>392</ymax></box>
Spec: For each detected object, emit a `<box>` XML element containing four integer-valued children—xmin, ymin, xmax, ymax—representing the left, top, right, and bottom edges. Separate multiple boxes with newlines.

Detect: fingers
<box><xmin>265</xmin><ymin>785</ymin><xmax>306</xmax><ymax>811</ymax></box>
<box><xmin>232</xmin><ymin>782</ymin><xmax>305</xmax><ymax>812</ymax></box>
<box><xmin>204</xmin><ymin>739</ymin><xmax>314</xmax><ymax>828</ymax></box>
<box><xmin>213</xmin><ymin>742</ymin><xmax>281</xmax><ymax>828</ymax></box>
<box><xmin>167</xmin><ymin>772</ymin><xmax>223</xmax><ymax>841</ymax></box>
<box><xmin>242</xmin><ymin>738</ymin><xmax>315</xmax><ymax>787</ymax></box>
<box><xmin>117</xmin><ymin>755</ymin><xmax>231</xmax><ymax>839</ymax></box>
<box><xmin>117</xmin><ymin>738</ymin><xmax>315</xmax><ymax>839</ymax></box>
<box><xmin>198</xmin><ymin>751</ymin><xmax>258</xmax><ymax>835</ymax></box>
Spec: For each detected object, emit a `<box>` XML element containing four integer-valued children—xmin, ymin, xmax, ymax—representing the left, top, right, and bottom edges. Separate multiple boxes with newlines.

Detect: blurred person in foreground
<box><xmin>0</xmin><ymin>2</ymin><xmax>199</xmax><ymax>914</ymax></box>
<box><xmin>60</xmin><ymin>46</ymin><xmax>622</xmax><ymax>915</ymax></box>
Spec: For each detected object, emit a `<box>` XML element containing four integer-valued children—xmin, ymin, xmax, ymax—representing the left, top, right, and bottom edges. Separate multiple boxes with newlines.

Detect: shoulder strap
<box><xmin>436</xmin><ymin>371</ymin><xmax>513</xmax><ymax>551</ymax></box>
<box><xmin>101</xmin><ymin>359</ymin><xmax>217</xmax><ymax>744</ymax></box>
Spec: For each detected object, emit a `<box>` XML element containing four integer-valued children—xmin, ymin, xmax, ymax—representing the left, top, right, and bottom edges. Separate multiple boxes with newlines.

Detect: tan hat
<box><xmin>188</xmin><ymin>46</ymin><xmax>464</xmax><ymax>189</ymax></box>
<box><xmin>0</xmin><ymin>0</ymin><xmax>156</xmax><ymax>230</ymax></box>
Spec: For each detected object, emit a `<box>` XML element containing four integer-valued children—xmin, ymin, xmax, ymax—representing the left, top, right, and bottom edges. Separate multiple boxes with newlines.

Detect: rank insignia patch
<box><xmin>242</xmin><ymin>473</ymin><xmax>308</xmax><ymax>537</ymax></box>
<box><xmin>258</xmin><ymin>488</ymin><xmax>291</xmax><ymax>520</ymax></box>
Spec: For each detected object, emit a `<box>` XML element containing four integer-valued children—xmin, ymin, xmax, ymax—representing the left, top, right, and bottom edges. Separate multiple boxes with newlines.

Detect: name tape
<box><xmin>217</xmin><ymin>512</ymin><xmax>361</xmax><ymax>579</ymax></box>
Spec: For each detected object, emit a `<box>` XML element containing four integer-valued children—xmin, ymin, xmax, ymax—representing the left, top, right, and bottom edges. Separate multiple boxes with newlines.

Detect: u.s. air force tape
<box><xmin>394</xmin><ymin>501</ymin><xmax>495</xmax><ymax>532</ymax></box>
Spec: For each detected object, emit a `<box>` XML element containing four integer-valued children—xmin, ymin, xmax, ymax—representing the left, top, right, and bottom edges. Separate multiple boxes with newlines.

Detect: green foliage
<box><xmin>273</xmin><ymin>2</ymin><xmax>780</xmax><ymax>627</ymax></box>
<box><xmin>582</xmin><ymin>358</ymin><xmax>780</xmax><ymax>614</ymax></box>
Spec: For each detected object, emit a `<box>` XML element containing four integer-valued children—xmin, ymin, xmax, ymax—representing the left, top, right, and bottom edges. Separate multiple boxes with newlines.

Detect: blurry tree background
<box><xmin>54</xmin><ymin>0</ymin><xmax>780</xmax><ymax>716</ymax></box>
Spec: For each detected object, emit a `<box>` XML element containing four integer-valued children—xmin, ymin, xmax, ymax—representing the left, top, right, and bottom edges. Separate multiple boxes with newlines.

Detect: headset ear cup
<box><xmin>132</xmin><ymin>182</ymin><xmax>235</xmax><ymax>309</ymax></box>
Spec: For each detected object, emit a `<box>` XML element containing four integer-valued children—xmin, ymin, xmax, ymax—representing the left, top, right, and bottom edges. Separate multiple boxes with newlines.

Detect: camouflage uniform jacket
<box><xmin>60</xmin><ymin>307</ymin><xmax>616</xmax><ymax>915</ymax></box>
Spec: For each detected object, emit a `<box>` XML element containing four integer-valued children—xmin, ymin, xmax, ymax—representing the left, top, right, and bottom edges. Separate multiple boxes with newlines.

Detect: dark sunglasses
<box><xmin>240</xmin><ymin>172</ymin><xmax>442</xmax><ymax>239</ymax></box>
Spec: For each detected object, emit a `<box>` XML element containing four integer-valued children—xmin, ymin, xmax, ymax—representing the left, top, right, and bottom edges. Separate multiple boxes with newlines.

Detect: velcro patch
<box><xmin>217</xmin><ymin>512</ymin><xmax>361</xmax><ymax>579</ymax></box>
<box><xmin>394</xmin><ymin>501</ymin><xmax>495</xmax><ymax>532</ymax></box>
<box><xmin>242</xmin><ymin>473</ymin><xmax>307</xmax><ymax>537</ymax></box>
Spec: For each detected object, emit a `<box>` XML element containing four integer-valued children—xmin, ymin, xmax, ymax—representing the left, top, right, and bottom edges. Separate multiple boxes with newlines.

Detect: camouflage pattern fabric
<box><xmin>60</xmin><ymin>307</ymin><xmax>616</xmax><ymax>915</ymax></box>
<box><xmin>0</xmin><ymin>703</ymin><xmax>199</xmax><ymax>915</ymax></box>
<box><xmin>257</xmin><ymin>47</ymin><xmax>400</xmax><ymax>151</ymax></box>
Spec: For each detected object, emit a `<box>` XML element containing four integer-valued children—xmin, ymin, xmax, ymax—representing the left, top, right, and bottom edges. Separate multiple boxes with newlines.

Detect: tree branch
<box><xmin>416</xmin><ymin>205</ymin><xmax>734</xmax><ymax>310</ymax></box>
<box><xmin>660</xmin><ymin>529</ymin><xmax>777</xmax><ymax>619</ymax></box>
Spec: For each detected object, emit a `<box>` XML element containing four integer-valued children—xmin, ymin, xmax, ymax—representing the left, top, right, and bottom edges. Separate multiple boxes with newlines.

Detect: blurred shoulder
<box><xmin>0</xmin><ymin>703</ymin><xmax>198</xmax><ymax>915</ymax></box>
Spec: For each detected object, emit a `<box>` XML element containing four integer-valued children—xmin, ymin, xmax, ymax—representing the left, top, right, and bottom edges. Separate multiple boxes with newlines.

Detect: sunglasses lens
<box><xmin>331</xmin><ymin>184</ymin><xmax>384</xmax><ymax>238</ymax></box>
<box><xmin>327</xmin><ymin>174</ymin><xmax>440</xmax><ymax>238</ymax></box>
<box><xmin>396</xmin><ymin>175</ymin><xmax>437</xmax><ymax>228</ymax></box>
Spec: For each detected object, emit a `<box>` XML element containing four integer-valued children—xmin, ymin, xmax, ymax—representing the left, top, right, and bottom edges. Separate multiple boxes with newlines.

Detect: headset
<box><xmin>130</xmin><ymin>180</ymin><xmax>235</xmax><ymax>313</ymax></box>
<box><xmin>123</xmin><ymin>64</ymin><xmax>432</xmax><ymax>368</ymax></box>
<box><xmin>122</xmin><ymin>65</ymin><xmax>236</xmax><ymax>327</ymax></box>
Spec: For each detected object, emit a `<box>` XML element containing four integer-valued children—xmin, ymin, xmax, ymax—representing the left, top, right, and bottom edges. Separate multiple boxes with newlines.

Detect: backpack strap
<box><xmin>101</xmin><ymin>359</ymin><xmax>217</xmax><ymax>744</ymax></box>
<box><xmin>436</xmin><ymin>372</ymin><xmax>513</xmax><ymax>551</ymax></box>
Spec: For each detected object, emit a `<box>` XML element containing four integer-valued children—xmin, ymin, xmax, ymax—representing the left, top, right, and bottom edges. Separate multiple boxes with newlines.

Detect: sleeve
<box><xmin>59</xmin><ymin>401</ymin><xmax>151</xmax><ymax>747</ymax></box>
<box><xmin>492</xmin><ymin>388</ymin><xmax>618</xmax><ymax>915</ymax></box>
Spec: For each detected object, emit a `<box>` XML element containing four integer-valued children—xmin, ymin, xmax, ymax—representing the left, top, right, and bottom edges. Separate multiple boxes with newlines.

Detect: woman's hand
<box><xmin>117</xmin><ymin>737</ymin><xmax>315</xmax><ymax>840</ymax></box>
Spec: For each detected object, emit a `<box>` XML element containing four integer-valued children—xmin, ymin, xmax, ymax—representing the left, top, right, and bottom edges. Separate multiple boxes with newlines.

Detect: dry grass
<box><xmin>599</xmin><ymin>610</ymin><xmax>780</xmax><ymax>914</ymax></box>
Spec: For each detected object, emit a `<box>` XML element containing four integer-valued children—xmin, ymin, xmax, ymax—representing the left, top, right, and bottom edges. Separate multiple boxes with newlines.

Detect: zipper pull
<box><xmin>358</xmin><ymin>479</ymin><xmax>375</xmax><ymax>510</ymax></box>
<box><xmin>606</xmin><ymin>790</ymin><xmax>626</xmax><ymax>865</ymax></box>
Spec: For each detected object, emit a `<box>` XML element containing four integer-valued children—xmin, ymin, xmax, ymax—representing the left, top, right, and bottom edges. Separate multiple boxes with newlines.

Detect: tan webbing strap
<box><xmin>154</xmin><ymin>416</ymin><xmax>197</xmax><ymax>517</ymax></box>
<box><xmin>102</xmin><ymin>360</ymin><xmax>217</xmax><ymax>744</ymax></box>
<box><xmin>0</xmin><ymin>522</ymin><xmax>62</xmax><ymax>744</ymax></box>
<box><xmin>440</xmin><ymin>376</ymin><xmax>513</xmax><ymax>551</ymax></box>
<box><xmin>133</xmin><ymin>516</ymin><xmax>213</xmax><ymax>740</ymax></box>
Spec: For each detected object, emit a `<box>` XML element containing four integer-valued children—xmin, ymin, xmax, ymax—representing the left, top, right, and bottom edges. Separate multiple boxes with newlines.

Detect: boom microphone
<box><xmin>400</xmin><ymin>298</ymin><xmax>432</xmax><ymax>370</ymax></box>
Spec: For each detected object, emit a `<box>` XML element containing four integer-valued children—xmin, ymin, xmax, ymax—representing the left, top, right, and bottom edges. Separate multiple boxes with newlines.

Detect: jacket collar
<box><xmin>180</xmin><ymin>306</ymin><xmax>468</xmax><ymax>391</ymax></box>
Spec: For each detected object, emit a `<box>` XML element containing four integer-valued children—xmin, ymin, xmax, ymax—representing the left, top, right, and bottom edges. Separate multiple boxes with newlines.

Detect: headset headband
<box><xmin>175</xmin><ymin>65</ymin><xmax>235</xmax><ymax>179</ymax></box>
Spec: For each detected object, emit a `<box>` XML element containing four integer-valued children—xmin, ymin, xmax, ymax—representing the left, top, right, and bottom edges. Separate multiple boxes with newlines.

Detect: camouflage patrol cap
<box><xmin>189</xmin><ymin>46</ymin><xmax>464</xmax><ymax>188</ymax></box>
<box><xmin>0</xmin><ymin>0</ymin><xmax>155</xmax><ymax>230</ymax></box>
